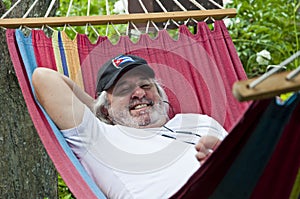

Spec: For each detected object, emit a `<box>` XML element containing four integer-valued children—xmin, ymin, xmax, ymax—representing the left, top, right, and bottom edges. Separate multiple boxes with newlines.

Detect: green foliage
<box><xmin>56</xmin><ymin>0</ymin><xmax>121</xmax><ymax>43</ymax></box>
<box><xmin>58</xmin><ymin>174</ymin><xmax>75</xmax><ymax>199</ymax></box>
<box><xmin>225</xmin><ymin>0</ymin><xmax>300</xmax><ymax>77</ymax></box>
<box><xmin>2</xmin><ymin>0</ymin><xmax>11</xmax><ymax>9</ymax></box>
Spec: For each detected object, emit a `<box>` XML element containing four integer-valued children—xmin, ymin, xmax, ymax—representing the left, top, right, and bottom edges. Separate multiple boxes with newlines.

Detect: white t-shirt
<box><xmin>62</xmin><ymin>106</ymin><xmax>227</xmax><ymax>199</ymax></box>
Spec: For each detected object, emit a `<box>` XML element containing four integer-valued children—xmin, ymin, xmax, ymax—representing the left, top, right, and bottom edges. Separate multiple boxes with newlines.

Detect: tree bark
<box><xmin>0</xmin><ymin>1</ymin><xmax>58</xmax><ymax>198</ymax></box>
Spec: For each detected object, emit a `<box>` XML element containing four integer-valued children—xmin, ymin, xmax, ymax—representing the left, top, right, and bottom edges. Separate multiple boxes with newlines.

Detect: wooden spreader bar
<box><xmin>232</xmin><ymin>71</ymin><xmax>300</xmax><ymax>101</ymax></box>
<box><xmin>0</xmin><ymin>9</ymin><xmax>236</xmax><ymax>28</ymax></box>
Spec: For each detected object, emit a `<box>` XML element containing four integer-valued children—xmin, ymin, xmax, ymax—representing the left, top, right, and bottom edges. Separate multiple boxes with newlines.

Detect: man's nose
<box><xmin>131</xmin><ymin>86</ymin><xmax>146</xmax><ymax>99</ymax></box>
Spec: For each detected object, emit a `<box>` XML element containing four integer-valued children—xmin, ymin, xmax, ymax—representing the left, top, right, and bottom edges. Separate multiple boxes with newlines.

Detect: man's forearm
<box><xmin>61</xmin><ymin>75</ymin><xmax>96</xmax><ymax>111</ymax></box>
<box><xmin>33</xmin><ymin>67</ymin><xmax>95</xmax><ymax>129</ymax></box>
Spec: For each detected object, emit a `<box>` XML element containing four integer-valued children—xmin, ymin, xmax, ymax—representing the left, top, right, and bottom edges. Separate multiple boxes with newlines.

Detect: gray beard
<box><xmin>108</xmin><ymin>101</ymin><xmax>168</xmax><ymax>128</ymax></box>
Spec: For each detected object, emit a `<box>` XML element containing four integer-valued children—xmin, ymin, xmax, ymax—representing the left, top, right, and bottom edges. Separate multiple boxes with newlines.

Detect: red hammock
<box><xmin>7</xmin><ymin>20</ymin><xmax>298</xmax><ymax>199</ymax></box>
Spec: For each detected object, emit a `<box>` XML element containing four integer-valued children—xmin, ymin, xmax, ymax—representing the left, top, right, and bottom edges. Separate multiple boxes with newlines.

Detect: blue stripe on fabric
<box><xmin>15</xmin><ymin>29</ymin><xmax>106</xmax><ymax>199</ymax></box>
<box><xmin>15</xmin><ymin>30</ymin><xmax>36</xmax><ymax>87</ymax></box>
<box><xmin>58</xmin><ymin>31</ymin><xmax>69</xmax><ymax>77</ymax></box>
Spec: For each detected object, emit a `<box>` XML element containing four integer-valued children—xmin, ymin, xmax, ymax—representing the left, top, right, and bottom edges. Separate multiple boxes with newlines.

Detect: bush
<box><xmin>225</xmin><ymin>0</ymin><xmax>299</xmax><ymax>77</ymax></box>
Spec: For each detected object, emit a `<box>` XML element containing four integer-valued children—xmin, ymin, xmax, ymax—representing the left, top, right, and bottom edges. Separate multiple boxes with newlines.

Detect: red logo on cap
<box><xmin>112</xmin><ymin>55</ymin><xmax>134</xmax><ymax>68</ymax></box>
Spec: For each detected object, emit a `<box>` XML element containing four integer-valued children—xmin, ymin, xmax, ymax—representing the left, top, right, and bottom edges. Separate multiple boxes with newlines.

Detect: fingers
<box><xmin>198</xmin><ymin>135</ymin><xmax>221</xmax><ymax>151</ymax></box>
<box><xmin>195</xmin><ymin>141</ymin><xmax>212</xmax><ymax>163</ymax></box>
<box><xmin>195</xmin><ymin>141</ymin><xmax>210</xmax><ymax>152</ymax></box>
<box><xmin>195</xmin><ymin>136</ymin><xmax>220</xmax><ymax>152</ymax></box>
<box><xmin>195</xmin><ymin>151</ymin><xmax>206</xmax><ymax>162</ymax></box>
<box><xmin>195</xmin><ymin>135</ymin><xmax>221</xmax><ymax>164</ymax></box>
<box><xmin>195</xmin><ymin>150</ymin><xmax>212</xmax><ymax>163</ymax></box>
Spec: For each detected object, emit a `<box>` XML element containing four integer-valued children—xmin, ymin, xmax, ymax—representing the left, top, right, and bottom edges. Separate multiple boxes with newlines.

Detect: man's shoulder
<box><xmin>172</xmin><ymin>113</ymin><xmax>213</xmax><ymax>121</ymax></box>
<box><xmin>171</xmin><ymin>113</ymin><xmax>224</xmax><ymax>129</ymax></box>
<box><xmin>62</xmin><ymin>105</ymin><xmax>112</xmax><ymax>134</ymax></box>
<box><xmin>171</xmin><ymin>113</ymin><xmax>227</xmax><ymax>138</ymax></box>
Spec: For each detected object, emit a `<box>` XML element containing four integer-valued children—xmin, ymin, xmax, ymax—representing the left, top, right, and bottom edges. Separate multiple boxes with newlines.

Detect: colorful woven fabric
<box><xmin>6</xmin><ymin>29</ymin><xmax>105</xmax><ymax>199</ymax></box>
<box><xmin>9</xmin><ymin>21</ymin><xmax>299</xmax><ymax>199</ymax></box>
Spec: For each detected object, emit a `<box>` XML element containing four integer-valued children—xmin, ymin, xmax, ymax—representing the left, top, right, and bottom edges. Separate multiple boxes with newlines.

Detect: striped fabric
<box><xmin>52</xmin><ymin>31</ymin><xmax>84</xmax><ymax>89</ymax></box>
<box><xmin>60</xmin><ymin>31</ymin><xmax>84</xmax><ymax>89</ymax></box>
<box><xmin>6</xmin><ymin>29</ymin><xmax>106</xmax><ymax>199</ymax></box>
<box><xmin>6</xmin><ymin>20</ymin><xmax>298</xmax><ymax>199</ymax></box>
<box><xmin>52</xmin><ymin>31</ymin><xmax>64</xmax><ymax>75</ymax></box>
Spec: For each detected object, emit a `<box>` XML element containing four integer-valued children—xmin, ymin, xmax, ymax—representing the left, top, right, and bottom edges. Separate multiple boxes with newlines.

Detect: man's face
<box><xmin>106</xmin><ymin>71</ymin><xmax>168</xmax><ymax>128</ymax></box>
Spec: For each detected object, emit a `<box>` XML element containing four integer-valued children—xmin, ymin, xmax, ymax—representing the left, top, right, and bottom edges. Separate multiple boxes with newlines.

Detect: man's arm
<box><xmin>32</xmin><ymin>67</ymin><xmax>96</xmax><ymax>130</ymax></box>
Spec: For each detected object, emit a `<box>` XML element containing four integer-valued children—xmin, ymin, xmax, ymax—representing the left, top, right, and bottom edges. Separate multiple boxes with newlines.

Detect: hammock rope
<box><xmin>155</xmin><ymin>0</ymin><xmax>180</xmax><ymax>29</ymax></box>
<box><xmin>189</xmin><ymin>0</ymin><xmax>207</xmax><ymax>10</ymax></box>
<box><xmin>208</xmin><ymin>0</ymin><xmax>224</xmax><ymax>9</ymax></box>
<box><xmin>0</xmin><ymin>0</ymin><xmax>21</xmax><ymax>19</ymax></box>
<box><xmin>233</xmin><ymin>52</ymin><xmax>300</xmax><ymax>102</ymax></box>
<box><xmin>22</xmin><ymin>0</ymin><xmax>39</xmax><ymax>19</ymax></box>
<box><xmin>0</xmin><ymin>0</ymin><xmax>236</xmax><ymax>30</ymax></box>
<box><xmin>249</xmin><ymin>51</ymin><xmax>300</xmax><ymax>89</ymax></box>
<box><xmin>44</xmin><ymin>0</ymin><xmax>57</xmax><ymax>18</ymax></box>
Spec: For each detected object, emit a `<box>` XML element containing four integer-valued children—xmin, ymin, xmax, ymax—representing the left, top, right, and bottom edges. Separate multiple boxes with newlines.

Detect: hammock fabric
<box><xmin>172</xmin><ymin>94</ymin><xmax>300</xmax><ymax>198</ymax></box>
<box><xmin>8</xmin><ymin>20</ymin><xmax>297</xmax><ymax>198</ymax></box>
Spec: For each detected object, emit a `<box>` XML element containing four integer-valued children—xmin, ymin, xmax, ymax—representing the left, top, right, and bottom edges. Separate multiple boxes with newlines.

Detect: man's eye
<box><xmin>119</xmin><ymin>88</ymin><xmax>131</xmax><ymax>94</ymax></box>
<box><xmin>141</xmin><ymin>83</ymin><xmax>152</xmax><ymax>89</ymax></box>
<box><xmin>114</xmin><ymin>86</ymin><xmax>131</xmax><ymax>95</ymax></box>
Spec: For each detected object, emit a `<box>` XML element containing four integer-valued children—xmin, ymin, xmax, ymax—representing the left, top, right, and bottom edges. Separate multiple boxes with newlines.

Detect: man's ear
<box><xmin>100</xmin><ymin>105</ymin><xmax>108</xmax><ymax>116</ymax></box>
<box><xmin>100</xmin><ymin>105</ymin><xmax>115</xmax><ymax>124</ymax></box>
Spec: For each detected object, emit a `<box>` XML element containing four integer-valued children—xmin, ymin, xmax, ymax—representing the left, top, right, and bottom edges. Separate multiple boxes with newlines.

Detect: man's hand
<box><xmin>195</xmin><ymin>135</ymin><xmax>221</xmax><ymax>164</ymax></box>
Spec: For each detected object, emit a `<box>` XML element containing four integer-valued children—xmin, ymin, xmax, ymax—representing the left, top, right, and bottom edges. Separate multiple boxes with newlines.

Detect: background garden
<box><xmin>0</xmin><ymin>0</ymin><xmax>299</xmax><ymax>198</ymax></box>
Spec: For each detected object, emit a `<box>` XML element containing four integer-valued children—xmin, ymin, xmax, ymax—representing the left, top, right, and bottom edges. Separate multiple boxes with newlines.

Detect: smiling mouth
<box><xmin>132</xmin><ymin>104</ymin><xmax>148</xmax><ymax>110</ymax></box>
<box><xmin>130</xmin><ymin>103</ymin><xmax>152</xmax><ymax>111</ymax></box>
<box><xmin>129</xmin><ymin>99</ymin><xmax>154</xmax><ymax>110</ymax></box>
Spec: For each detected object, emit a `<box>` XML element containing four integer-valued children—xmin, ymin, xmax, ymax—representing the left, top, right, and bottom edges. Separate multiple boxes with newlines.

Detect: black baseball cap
<box><xmin>96</xmin><ymin>54</ymin><xmax>155</xmax><ymax>95</ymax></box>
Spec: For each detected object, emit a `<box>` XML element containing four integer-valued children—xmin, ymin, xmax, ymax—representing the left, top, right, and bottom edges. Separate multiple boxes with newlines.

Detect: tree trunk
<box><xmin>0</xmin><ymin>1</ymin><xmax>58</xmax><ymax>198</ymax></box>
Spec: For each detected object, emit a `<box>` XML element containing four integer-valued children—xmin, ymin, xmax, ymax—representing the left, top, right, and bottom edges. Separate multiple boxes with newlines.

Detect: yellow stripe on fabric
<box><xmin>290</xmin><ymin>168</ymin><xmax>300</xmax><ymax>199</ymax></box>
<box><xmin>61</xmin><ymin>31</ymin><xmax>84</xmax><ymax>89</ymax></box>
<box><xmin>51</xmin><ymin>31</ymin><xmax>64</xmax><ymax>74</ymax></box>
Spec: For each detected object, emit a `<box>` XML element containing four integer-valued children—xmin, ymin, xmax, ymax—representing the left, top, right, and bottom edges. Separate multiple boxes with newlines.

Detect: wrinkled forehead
<box><xmin>115</xmin><ymin>69</ymin><xmax>154</xmax><ymax>86</ymax></box>
<box><xmin>107</xmin><ymin>69</ymin><xmax>154</xmax><ymax>94</ymax></box>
